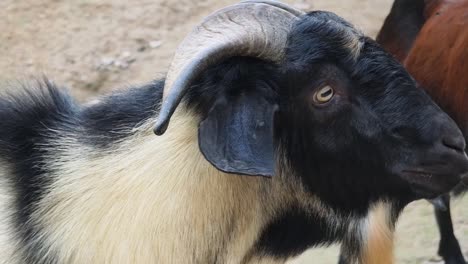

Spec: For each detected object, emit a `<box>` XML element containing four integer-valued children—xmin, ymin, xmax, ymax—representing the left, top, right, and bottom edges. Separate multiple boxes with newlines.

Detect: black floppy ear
<box><xmin>198</xmin><ymin>93</ymin><xmax>277</xmax><ymax>177</ymax></box>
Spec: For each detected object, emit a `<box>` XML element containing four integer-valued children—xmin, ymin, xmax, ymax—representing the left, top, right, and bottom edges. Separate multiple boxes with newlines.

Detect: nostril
<box><xmin>442</xmin><ymin>136</ymin><xmax>466</xmax><ymax>152</ymax></box>
<box><xmin>391</xmin><ymin>126</ymin><xmax>416</xmax><ymax>139</ymax></box>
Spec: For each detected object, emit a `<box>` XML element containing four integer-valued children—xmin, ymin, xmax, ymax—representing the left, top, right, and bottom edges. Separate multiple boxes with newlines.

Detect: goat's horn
<box><xmin>154</xmin><ymin>0</ymin><xmax>304</xmax><ymax>135</ymax></box>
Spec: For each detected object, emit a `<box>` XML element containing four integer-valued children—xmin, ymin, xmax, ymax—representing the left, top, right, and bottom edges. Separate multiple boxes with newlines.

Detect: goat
<box><xmin>0</xmin><ymin>1</ymin><xmax>467</xmax><ymax>263</ymax></box>
<box><xmin>373</xmin><ymin>0</ymin><xmax>468</xmax><ymax>263</ymax></box>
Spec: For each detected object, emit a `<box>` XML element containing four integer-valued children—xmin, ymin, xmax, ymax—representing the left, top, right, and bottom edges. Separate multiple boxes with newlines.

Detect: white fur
<box><xmin>0</xmin><ymin>163</ymin><xmax>20</xmax><ymax>264</ymax></box>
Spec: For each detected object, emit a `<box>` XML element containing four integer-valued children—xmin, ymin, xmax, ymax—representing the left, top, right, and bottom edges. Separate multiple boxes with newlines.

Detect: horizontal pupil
<box><xmin>320</xmin><ymin>88</ymin><xmax>333</xmax><ymax>98</ymax></box>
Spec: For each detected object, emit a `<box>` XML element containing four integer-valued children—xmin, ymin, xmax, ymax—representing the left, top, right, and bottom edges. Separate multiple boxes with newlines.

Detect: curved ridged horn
<box><xmin>154</xmin><ymin>0</ymin><xmax>304</xmax><ymax>135</ymax></box>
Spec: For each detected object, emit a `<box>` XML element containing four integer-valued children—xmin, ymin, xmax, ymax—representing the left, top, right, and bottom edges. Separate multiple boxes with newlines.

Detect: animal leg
<box><xmin>434</xmin><ymin>194</ymin><xmax>466</xmax><ymax>264</ymax></box>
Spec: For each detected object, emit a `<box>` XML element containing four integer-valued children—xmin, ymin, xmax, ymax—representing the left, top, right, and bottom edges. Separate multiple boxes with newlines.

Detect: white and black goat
<box><xmin>0</xmin><ymin>1</ymin><xmax>467</xmax><ymax>263</ymax></box>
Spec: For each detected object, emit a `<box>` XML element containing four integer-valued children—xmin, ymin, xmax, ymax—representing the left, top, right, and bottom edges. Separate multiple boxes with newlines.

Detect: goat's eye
<box><xmin>313</xmin><ymin>85</ymin><xmax>334</xmax><ymax>104</ymax></box>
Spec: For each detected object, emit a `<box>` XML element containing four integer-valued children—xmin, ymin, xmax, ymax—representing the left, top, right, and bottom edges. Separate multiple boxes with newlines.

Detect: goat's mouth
<box><xmin>399</xmin><ymin>169</ymin><xmax>462</xmax><ymax>199</ymax></box>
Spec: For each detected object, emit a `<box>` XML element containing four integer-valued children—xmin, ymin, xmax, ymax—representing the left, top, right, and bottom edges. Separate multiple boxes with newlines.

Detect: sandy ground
<box><xmin>1</xmin><ymin>0</ymin><xmax>467</xmax><ymax>263</ymax></box>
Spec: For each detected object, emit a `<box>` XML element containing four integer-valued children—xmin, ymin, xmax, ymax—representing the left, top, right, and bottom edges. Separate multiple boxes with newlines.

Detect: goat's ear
<box><xmin>198</xmin><ymin>93</ymin><xmax>277</xmax><ymax>177</ymax></box>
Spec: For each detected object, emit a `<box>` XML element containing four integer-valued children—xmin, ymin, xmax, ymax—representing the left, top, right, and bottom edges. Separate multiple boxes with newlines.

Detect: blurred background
<box><xmin>0</xmin><ymin>0</ymin><xmax>467</xmax><ymax>263</ymax></box>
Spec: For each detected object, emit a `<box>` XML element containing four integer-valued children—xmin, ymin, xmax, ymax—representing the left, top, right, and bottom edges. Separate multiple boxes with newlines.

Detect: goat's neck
<box><xmin>33</xmin><ymin>110</ymin><xmax>290</xmax><ymax>263</ymax></box>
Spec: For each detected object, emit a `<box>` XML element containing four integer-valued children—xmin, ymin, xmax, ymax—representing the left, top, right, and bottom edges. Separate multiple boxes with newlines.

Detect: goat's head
<box><xmin>154</xmin><ymin>1</ymin><xmax>468</xmax><ymax>212</ymax></box>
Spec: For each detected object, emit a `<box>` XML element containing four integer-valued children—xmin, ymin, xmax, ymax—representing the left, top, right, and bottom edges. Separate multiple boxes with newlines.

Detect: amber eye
<box><xmin>313</xmin><ymin>85</ymin><xmax>334</xmax><ymax>104</ymax></box>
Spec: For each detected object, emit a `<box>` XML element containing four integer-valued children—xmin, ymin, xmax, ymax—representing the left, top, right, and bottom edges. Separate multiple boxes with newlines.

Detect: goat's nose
<box><xmin>431</xmin><ymin>112</ymin><xmax>466</xmax><ymax>152</ymax></box>
<box><xmin>442</xmin><ymin>134</ymin><xmax>466</xmax><ymax>152</ymax></box>
<box><xmin>438</xmin><ymin>117</ymin><xmax>466</xmax><ymax>153</ymax></box>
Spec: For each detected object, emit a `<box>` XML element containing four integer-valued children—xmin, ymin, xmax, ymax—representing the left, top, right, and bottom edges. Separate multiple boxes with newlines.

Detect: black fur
<box><xmin>255</xmin><ymin>206</ymin><xmax>342</xmax><ymax>259</ymax></box>
<box><xmin>434</xmin><ymin>194</ymin><xmax>466</xmax><ymax>264</ymax></box>
<box><xmin>277</xmin><ymin>11</ymin><xmax>437</xmax><ymax>214</ymax></box>
<box><xmin>80</xmin><ymin>81</ymin><xmax>163</xmax><ymax>147</ymax></box>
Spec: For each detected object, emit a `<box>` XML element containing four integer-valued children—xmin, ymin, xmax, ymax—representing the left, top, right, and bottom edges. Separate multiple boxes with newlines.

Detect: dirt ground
<box><xmin>1</xmin><ymin>0</ymin><xmax>467</xmax><ymax>263</ymax></box>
